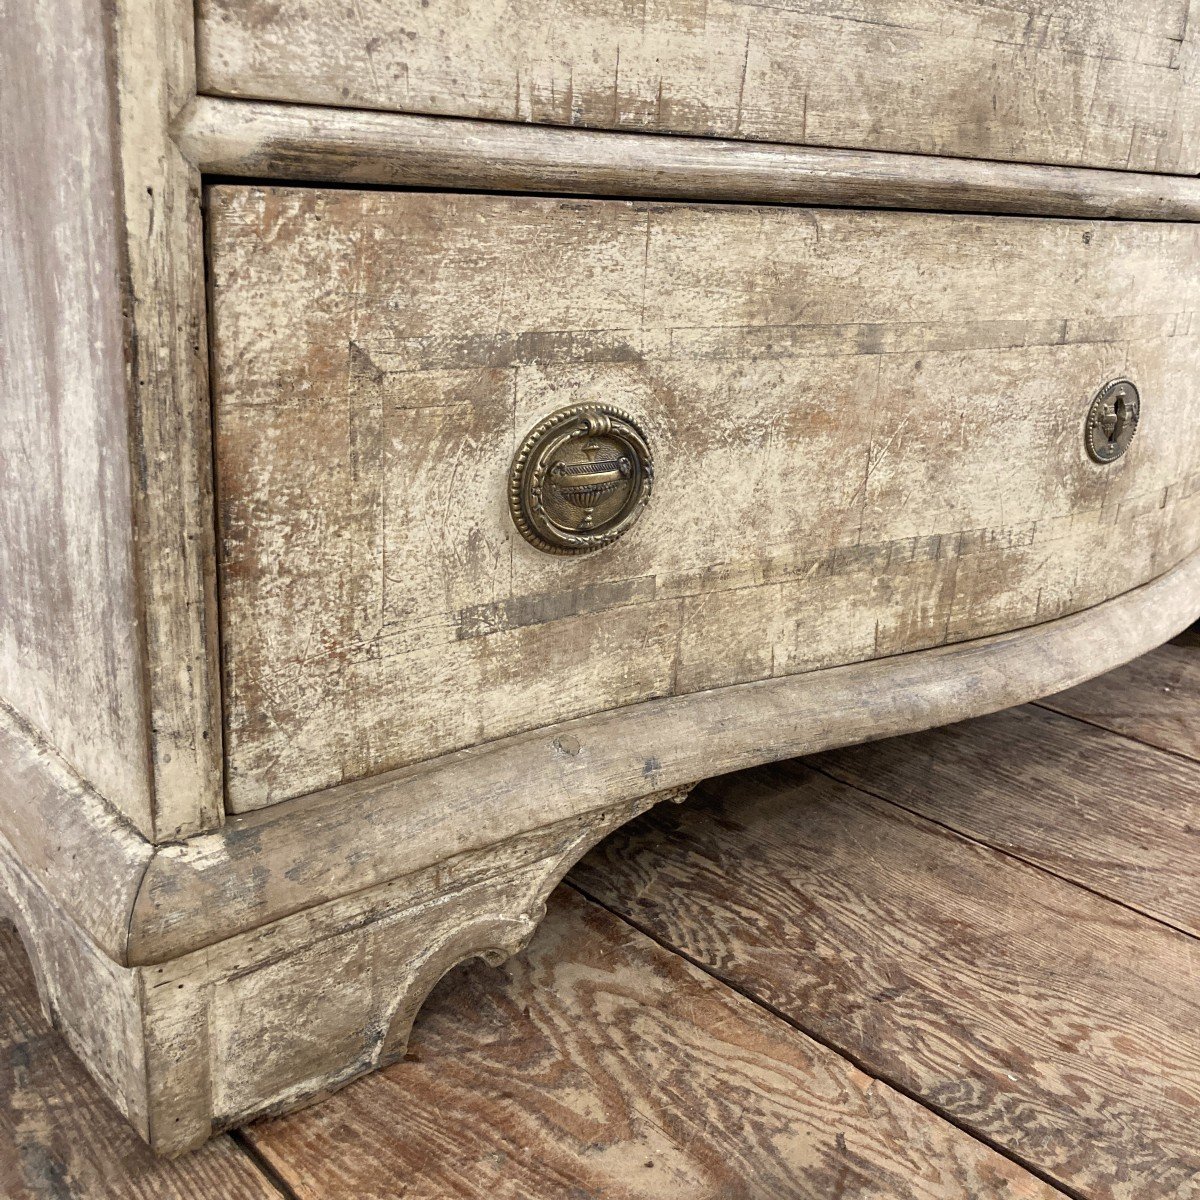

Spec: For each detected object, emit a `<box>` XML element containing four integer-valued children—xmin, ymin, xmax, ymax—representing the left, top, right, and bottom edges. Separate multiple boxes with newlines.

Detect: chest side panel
<box><xmin>0</xmin><ymin>0</ymin><xmax>153</xmax><ymax>831</ymax></box>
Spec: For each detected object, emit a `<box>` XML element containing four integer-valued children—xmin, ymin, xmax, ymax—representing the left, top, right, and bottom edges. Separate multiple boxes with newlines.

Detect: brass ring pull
<box><xmin>509</xmin><ymin>405</ymin><xmax>654</xmax><ymax>555</ymax></box>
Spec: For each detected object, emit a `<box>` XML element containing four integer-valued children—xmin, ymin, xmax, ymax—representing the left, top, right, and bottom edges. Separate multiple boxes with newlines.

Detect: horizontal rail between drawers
<box><xmin>175</xmin><ymin>96</ymin><xmax>1200</xmax><ymax>222</ymax></box>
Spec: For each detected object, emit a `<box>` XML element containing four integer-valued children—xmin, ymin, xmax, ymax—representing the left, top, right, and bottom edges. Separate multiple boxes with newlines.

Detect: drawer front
<box><xmin>196</xmin><ymin>1</ymin><xmax>1200</xmax><ymax>175</ymax></box>
<box><xmin>208</xmin><ymin>187</ymin><xmax>1200</xmax><ymax>810</ymax></box>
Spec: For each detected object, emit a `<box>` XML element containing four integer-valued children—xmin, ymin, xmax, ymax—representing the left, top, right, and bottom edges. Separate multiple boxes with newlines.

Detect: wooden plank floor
<box><xmin>3</xmin><ymin>627</ymin><xmax>1199</xmax><ymax>1198</ymax></box>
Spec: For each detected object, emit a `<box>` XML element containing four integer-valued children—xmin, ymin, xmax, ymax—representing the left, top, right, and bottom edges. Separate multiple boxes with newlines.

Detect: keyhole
<box><xmin>1104</xmin><ymin>394</ymin><xmax>1127</xmax><ymax>445</ymax></box>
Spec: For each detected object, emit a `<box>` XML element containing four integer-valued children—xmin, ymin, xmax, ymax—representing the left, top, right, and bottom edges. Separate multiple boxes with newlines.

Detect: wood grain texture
<box><xmin>0</xmin><ymin>0</ymin><xmax>224</xmax><ymax>840</ymax></box>
<box><xmin>195</xmin><ymin>0</ymin><xmax>1200</xmax><ymax>175</ymax></box>
<box><xmin>128</xmin><ymin>547</ymin><xmax>1200</xmax><ymax>966</ymax></box>
<box><xmin>1039</xmin><ymin>641</ymin><xmax>1200</xmax><ymax>761</ymax></box>
<box><xmin>812</xmin><ymin>704</ymin><xmax>1200</xmax><ymax>937</ymax></box>
<box><xmin>208</xmin><ymin>184</ymin><xmax>1200</xmax><ymax>810</ymax></box>
<box><xmin>0</xmin><ymin>834</ymin><xmax>151</xmax><ymax>1144</ymax></box>
<box><xmin>245</xmin><ymin>887</ymin><xmax>1061</xmax><ymax>1200</ymax></box>
<box><xmin>0</xmin><ymin>926</ymin><xmax>278</xmax><ymax>1198</ymax></box>
<box><xmin>571</xmin><ymin>764</ymin><xmax>1200</xmax><ymax>1200</ymax></box>
<box><xmin>0</xmin><ymin>702</ymin><xmax>151</xmax><ymax>964</ymax></box>
<box><xmin>0</xmin><ymin>0</ymin><xmax>152</xmax><ymax>831</ymax></box>
<box><xmin>110</xmin><ymin>0</ymin><xmax>225</xmax><ymax>839</ymax></box>
<box><xmin>178</xmin><ymin>97</ymin><xmax>1200</xmax><ymax>223</ymax></box>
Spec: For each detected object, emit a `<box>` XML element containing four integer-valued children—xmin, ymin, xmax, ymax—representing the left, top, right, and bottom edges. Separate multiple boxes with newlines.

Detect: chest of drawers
<box><xmin>4</xmin><ymin>0</ymin><xmax>1200</xmax><ymax>1154</ymax></box>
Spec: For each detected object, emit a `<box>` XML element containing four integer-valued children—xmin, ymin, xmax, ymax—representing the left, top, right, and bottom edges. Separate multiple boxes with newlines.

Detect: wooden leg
<box><xmin>0</xmin><ymin>785</ymin><xmax>691</xmax><ymax>1156</ymax></box>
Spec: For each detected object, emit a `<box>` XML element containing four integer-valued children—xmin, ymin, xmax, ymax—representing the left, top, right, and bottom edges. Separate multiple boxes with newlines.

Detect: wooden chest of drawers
<box><xmin>5</xmin><ymin>0</ymin><xmax>1200</xmax><ymax>1155</ymax></box>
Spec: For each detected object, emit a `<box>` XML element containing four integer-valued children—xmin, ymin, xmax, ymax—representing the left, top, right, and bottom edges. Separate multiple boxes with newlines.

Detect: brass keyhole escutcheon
<box><xmin>1085</xmin><ymin>379</ymin><xmax>1140</xmax><ymax>464</ymax></box>
<box><xmin>509</xmin><ymin>405</ymin><xmax>654</xmax><ymax>555</ymax></box>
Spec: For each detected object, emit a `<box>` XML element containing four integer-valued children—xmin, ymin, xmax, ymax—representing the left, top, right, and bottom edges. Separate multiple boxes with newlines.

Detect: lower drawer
<box><xmin>207</xmin><ymin>187</ymin><xmax>1200</xmax><ymax>810</ymax></box>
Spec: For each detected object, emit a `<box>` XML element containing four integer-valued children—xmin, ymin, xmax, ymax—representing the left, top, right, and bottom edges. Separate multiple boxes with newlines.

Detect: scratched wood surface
<box><xmin>812</xmin><ymin>702</ymin><xmax>1200</xmax><ymax>937</ymax></box>
<box><xmin>208</xmin><ymin>184</ymin><xmax>1200</xmax><ymax>809</ymax></box>
<box><xmin>0</xmin><ymin>0</ymin><xmax>152</xmax><ymax>830</ymax></box>
<box><xmin>115</xmin><ymin>553</ymin><xmax>1200</xmax><ymax>972</ymax></box>
<box><xmin>1</xmin><ymin>0</ymin><xmax>223</xmax><ymax>841</ymax></box>
<box><xmin>571</xmin><ymin>761</ymin><xmax>1200</xmax><ymax>1200</ymax></box>
<box><xmin>179</xmin><ymin>97</ymin><xmax>1200</xmax><ymax>224</ymax></box>
<box><xmin>1037</xmin><ymin>636</ymin><xmax>1200</xmax><ymax>760</ymax></box>
<box><xmin>0</xmin><ymin>928</ymin><xmax>278</xmax><ymax>1200</ymax></box>
<box><xmin>107</xmin><ymin>0</ymin><xmax>226</xmax><ymax>840</ymax></box>
<box><xmin>243</xmin><ymin>888</ymin><xmax>1061</xmax><ymax>1200</ymax></box>
<box><xmin>195</xmin><ymin>0</ymin><xmax>1200</xmax><ymax>175</ymax></box>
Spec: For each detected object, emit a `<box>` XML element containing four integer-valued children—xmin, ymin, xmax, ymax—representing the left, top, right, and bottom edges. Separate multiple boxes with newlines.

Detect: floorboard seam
<box><xmin>230</xmin><ymin>1128</ymin><xmax>304</xmax><ymax>1200</ymax></box>
<box><xmin>564</xmin><ymin>878</ymin><xmax>1082</xmax><ymax>1200</ymax></box>
<box><xmin>1030</xmin><ymin>700</ymin><xmax>1200</xmax><ymax>769</ymax></box>
<box><xmin>805</xmin><ymin>760</ymin><xmax>1200</xmax><ymax>946</ymax></box>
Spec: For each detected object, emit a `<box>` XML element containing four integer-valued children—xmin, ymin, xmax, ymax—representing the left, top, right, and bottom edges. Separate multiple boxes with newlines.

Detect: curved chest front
<box><xmin>207</xmin><ymin>187</ymin><xmax>1200</xmax><ymax>810</ymax></box>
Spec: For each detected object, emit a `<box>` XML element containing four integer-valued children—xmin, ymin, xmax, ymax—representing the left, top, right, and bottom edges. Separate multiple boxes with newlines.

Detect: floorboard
<box><xmin>811</xmin><ymin>704</ymin><xmax>1200</xmax><ymax>936</ymax></box>
<box><xmin>0</xmin><ymin>927</ymin><xmax>280</xmax><ymax>1200</ymax></box>
<box><xmin>244</xmin><ymin>888</ymin><xmax>1061</xmax><ymax>1200</ymax></box>
<box><xmin>570</xmin><ymin>764</ymin><xmax>1200</xmax><ymax>1200</ymax></box>
<box><xmin>1038</xmin><ymin>643</ymin><xmax>1200</xmax><ymax>762</ymax></box>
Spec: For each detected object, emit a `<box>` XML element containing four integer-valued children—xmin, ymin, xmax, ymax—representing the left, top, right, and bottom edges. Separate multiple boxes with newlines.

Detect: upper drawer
<box><xmin>195</xmin><ymin>0</ymin><xmax>1200</xmax><ymax>174</ymax></box>
<box><xmin>208</xmin><ymin>187</ymin><xmax>1200</xmax><ymax>812</ymax></box>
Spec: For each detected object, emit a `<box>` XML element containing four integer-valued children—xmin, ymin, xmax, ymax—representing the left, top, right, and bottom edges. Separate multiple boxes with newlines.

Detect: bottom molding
<box><xmin>133</xmin><ymin>544</ymin><xmax>1200</xmax><ymax>965</ymax></box>
<box><xmin>0</xmin><ymin>785</ymin><xmax>691</xmax><ymax>1156</ymax></box>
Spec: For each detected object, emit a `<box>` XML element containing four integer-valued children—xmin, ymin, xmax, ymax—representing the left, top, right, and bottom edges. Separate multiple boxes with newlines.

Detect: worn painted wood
<box><xmin>0</xmin><ymin>0</ymin><xmax>152</xmax><ymax>831</ymax></box>
<box><xmin>209</xmin><ymin>184</ymin><xmax>1200</xmax><ymax>809</ymax></box>
<box><xmin>195</xmin><ymin>0</ymin><xmax>1200</xmax><ymax>175</ymax></box>
<box><xmin>178</xmin><ymin>97</ymin><xmax>1200</xmax><ymax>223</ymax></box>
<box><xmin>1</xmin><ymin>0</ymin><xmax>223</xmax><ymax>841</ymax></box>
<box><xmin>572</xmin><ymin>763</ymin><xmax>1200</xmax><ymax>1200</ymax></box>
<box><xmin>812</xmin><ymin>705</ymin><xmax>1200</xmax><ymax>938</ymax></box>
<box><xmin>9</xmin><ymin>0</ymin><xmax>1200</xmax><ymax>1162</ymax></box>
<box><xmin>1039</xmin><ymin>642</ymin><xmax>1200</xmax><ymax>761</ymax></box>
<box><xmin>109</xmin><ymin>0</ymin><xmax>225</xmax><ymax>839</ymax></box>
<box><xmin>142</xmin><ymin>790</ymin><xmax>693</xmax><ymax>1153</ymax></box>
<box><xmin>128</xmin><ymin>548</ymin><xmax>1200</xmax><ymax>966</ymax></box>
<box><xmin>0</xmin><ymin>838</ymin><xmax>151</xmax><ymax>1144</ymax></box>
<box><xmin>0</xmin><ymin>701</ymin><xmax>151</xmax><ymax>964</ymax></box>
<box><xmin>245</xmin><ymin>888</ymin><xmax>1063</xmax><ymax>1200</ymax></box>
<box><xmin>0</xmin><ymin>782</ymin><xmax>695</xmax><ymax>1156</ymax></box>
<box><xmin>0</xmin><ymin>926</ymin><xmax>279</xmax><ymax>1198</ymax></box>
